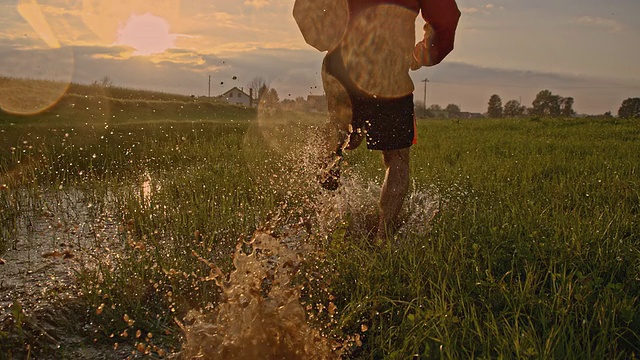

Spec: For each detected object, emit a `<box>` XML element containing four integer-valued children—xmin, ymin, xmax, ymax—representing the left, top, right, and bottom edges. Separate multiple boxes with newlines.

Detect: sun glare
<box><xmin>116</xmin><ymin>13</ymin><xmax>177</xmax><ymax>56</ymax></box>
<box><xmin>17</xmin><ymin>0</ymin><xmax>60</xmax><ymax>48</ymax></box>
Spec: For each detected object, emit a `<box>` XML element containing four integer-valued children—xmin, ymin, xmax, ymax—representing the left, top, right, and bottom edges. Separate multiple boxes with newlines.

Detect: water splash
<box><xmin>175</xmin><ymin>124</ymin><xmax>442</xmax><ymax>359</ymax></box>
<box><xmin>398</xmin><ymin>183</ymin><xmax>442</xmax><ymax>236</ymax></box>
<box><xmin>177</xmin><ymin>230</ymin><xmax>340</xmax><ymax>360</ymax></box>
<box><xmin>278</xmin><ymin>128</ymin><xmax>442</xmax><ymax>240</ymax></box>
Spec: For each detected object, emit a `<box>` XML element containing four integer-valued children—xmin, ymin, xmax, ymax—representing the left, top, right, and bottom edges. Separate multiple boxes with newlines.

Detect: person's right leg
<box><xmin>376</xmin><ymin>147</ymin><xmax>410</xmax><ymax>241</ymax></box>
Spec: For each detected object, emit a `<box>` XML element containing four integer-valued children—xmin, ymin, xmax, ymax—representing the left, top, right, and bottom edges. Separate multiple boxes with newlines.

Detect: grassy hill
<box><xmin>0</xmin><ymin>76</ymin><xmax>257</xmax><ymax>123</ymax></box>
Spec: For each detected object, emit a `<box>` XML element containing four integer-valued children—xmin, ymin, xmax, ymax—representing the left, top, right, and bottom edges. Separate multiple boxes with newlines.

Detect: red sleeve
<box><xmin>418</xmin><ymin>0</ymin><xmax>461</xmax><ymax>65</ymax></box>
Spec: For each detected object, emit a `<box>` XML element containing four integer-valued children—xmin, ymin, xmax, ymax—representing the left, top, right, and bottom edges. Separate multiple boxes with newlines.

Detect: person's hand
<box><xmin>410</xmin><ymin>43</ymin><xmax>422</xmax><ymax>70</ymax></box>
<box><xmin>410</xmin><ymin>22</ymin><xmax>440</xmax><ymax>70</ymax></box>
<box><xmin>411</xmin><ymin>41</ymin><xmax>429</xmax><ymax>70</ymax></box>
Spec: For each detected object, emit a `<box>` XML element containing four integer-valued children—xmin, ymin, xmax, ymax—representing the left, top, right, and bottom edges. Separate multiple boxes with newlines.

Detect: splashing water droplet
<box><xmin>178</xmin><ymin>231</ymin><xmax>340</xmax><ymax>359</ymax></box>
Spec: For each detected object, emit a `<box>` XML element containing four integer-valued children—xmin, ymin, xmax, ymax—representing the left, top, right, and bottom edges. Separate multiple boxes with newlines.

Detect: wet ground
<box><xmin>0</xmin><ymin>174</ymin><xmax>441</xmax><ymax>359</ymax></box>
<box><xmin>0</xmin><ymin>191</ymin><xmax>134</xmax><ymax>359</ymax></box>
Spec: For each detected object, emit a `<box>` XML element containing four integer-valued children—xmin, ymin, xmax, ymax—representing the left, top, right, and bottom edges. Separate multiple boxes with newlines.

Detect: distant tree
<box><xmin>414</xmin><ymin>101</ymin><xmax>427</xmax><ymax>118</ymax></box>
<box><xmin>428</xmin><ymin>104</ymin><xmax>442</xmax><ymax>112</ymax></box>
<box><xmin>100</xmin><ymin>75</ymin><xmax>113</xmax><ymax>87</ymax></box>
<box><xmin>257</xmin><ymin>87</ymin><xmax>279</xmax><ymax>110</ymax></box>
<box><xmin>603</xmin><ymin>111</ymin><xmax>613</xmax><ymax>118</ymax></box>
<box><xmin>532</xmin><ymin>90</ymin><xmax>562</xmax><ymax>117</ymax></box>
<box><xmin>561</xmin><ymin>97</ymin><xmax>575</xmax><ymax>117</ymax></box>
<box><xmin>503</xmin><ymin>99</ymin><xmax>526</xmax><ymax>117</ymax></box>
<box><xmin>267</xmin><ymin>88</ymin><xmax>279</xmax><ymax>104</ymax></box>
<box><xmin>446</xmin><ymin>103</ymin><xmax>461</xmax><ymax>115</ymax></box>
<box><xmin>92</xmin><ymin>75</ymin><xmax>113</xmax><ymax>88</ymax></box>
<box><xmin>249</xmin><ymin>77</ymin><xmax>268</xmax><ymax>100</ymax></box>
<box><xmin>258</xmin><ymin>84</ymin><xmax>269</xmax><ymax>101</ymax></box>
<box><xmin>487</xmin><ymin>94</ymin><xmax>503</xmax><ymax>118</ymax></box>
<box><xmin>618</xmin><ymin>98</ymin><xmax>640</xmax><ymax>119</ymax></box>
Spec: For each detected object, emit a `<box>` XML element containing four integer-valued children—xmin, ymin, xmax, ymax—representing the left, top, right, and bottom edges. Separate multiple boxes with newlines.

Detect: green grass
<box><xmin>329</xmin><ymin>117</ymin><xmax>640</xmax><ymax>358</ymax></box>
<box><xmin>1</xmin><ymin>108</ymin><xmax>639</xmax><ymax>358</ymax></box>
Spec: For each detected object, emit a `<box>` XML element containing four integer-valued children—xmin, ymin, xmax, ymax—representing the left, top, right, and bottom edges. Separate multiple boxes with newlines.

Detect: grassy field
<box><xmin>1</xmin><ymin>92</ymin><xmax>640</xmax><ymax>359</ymax></box>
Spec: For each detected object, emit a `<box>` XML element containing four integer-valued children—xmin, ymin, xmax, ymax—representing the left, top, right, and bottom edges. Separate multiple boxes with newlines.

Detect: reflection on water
<box><xmin>140</xmin><ymin>172</ymin><xmax>152</xmax><ymax>203</ymax></box>
<box><xmin>178</xmin><ymin>231</ymin><xmax>340</xmax><ymax>360</ymax></box>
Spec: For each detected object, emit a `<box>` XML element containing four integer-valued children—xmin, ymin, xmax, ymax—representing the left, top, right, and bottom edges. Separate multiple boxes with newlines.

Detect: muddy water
<box><xmin>178</xmin><ymin>230</ymin><xmax>340</xmax><ymax>360</ymax></box>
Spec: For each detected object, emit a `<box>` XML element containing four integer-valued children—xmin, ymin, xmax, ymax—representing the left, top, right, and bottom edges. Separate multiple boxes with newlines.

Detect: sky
<box><xmin>0</xmin><ymin>0</ymin><xmax>639</xmax><ymax>115</ymax></box>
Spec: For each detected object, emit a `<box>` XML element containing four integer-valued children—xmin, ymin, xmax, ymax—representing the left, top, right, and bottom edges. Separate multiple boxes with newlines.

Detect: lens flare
<box><xmin>341</xmin><ymin>4</ymin><xmax>417</xmax><ymax>98</ymax></box>
<box><xmin>0</xmin><ymin>62</ymin><xmax>72</xmax><ymax>115</ymax></box>
<box><xmin>17</xmin><ymin>0</ymin><xmax>60</xmax><ymax>49</ymax></box>
<box><xmin>80</xmin><ymin>0</ymin><xmax>181</xmax><ymax>44</ymax></box>
<box><xmin>3</xmin><ymin>1</ymin><xmax>73</xmax><ymax>115</ymax></box>
<box><xmin>293</xmin><ymin>0</ymin><xmax>348</xmax><ymax>53</ymax></box>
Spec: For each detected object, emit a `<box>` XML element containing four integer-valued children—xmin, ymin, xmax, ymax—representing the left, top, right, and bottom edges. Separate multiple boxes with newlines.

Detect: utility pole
<box><xmin>208</xmin><ymin>75</ymin><xmax>211</xmax><ymax>97</ymax></box>
<box><xmin>422</xmin><ymin>78</ymin><xmax>429</xmax><ymax>110</ymax></box>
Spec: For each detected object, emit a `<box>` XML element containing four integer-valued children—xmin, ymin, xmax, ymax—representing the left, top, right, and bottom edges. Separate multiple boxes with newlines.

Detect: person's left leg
<box><xmin>377</xmin><ymin>147</ymin><xmax>410</xmax><ymax>241</ymax></box>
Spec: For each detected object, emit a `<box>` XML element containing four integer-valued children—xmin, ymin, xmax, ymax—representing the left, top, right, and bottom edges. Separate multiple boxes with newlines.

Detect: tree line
<box><xmin>414</xmin><ymin>103</ymin><xmax>464</xmax><ymax>118</ymax></box>
<box><xmin>487</xmin><ymin>90</ymin><xmax>575</xmax><ymax>118</ymax></box>
<box><xmin>487</xmin><ymin>90</ymin><xmax>640</xmax><ymax>119</ymax></box>
<box><xmin>247</xmin><ymin>77</ymin><xmax>640</xmax><ymax>119</ymax></box>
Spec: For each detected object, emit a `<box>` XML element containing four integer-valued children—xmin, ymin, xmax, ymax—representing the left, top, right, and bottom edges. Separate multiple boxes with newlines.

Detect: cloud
<box><xmin>0</xmin><ymin>41</ymin><xmax>323</xmax><ymax>99</ymax></box>
<box><xmin>460</xmin><ymin>4</ymin><xmax>496</xmax><ymax>16</ymax></box>
<box><xmin>2</xmin><ymin>0</ymin><xmax>304</xmax><ymax>63</ymax></box>
<box><xmin>424</xmin><ymin>62</ymin><xmax>632</xmax><ymax>90</ymax></box>
<box><xmin>574</xmin><ymin>16</ymin><xmax>623</xmax><ymax>33</ymax></box>
<box><xmin>460</xmin><ymin>7</ymin><xmax>479</xmax><ymax>14</ymax></box>
<box><xmin>150</xmin><ymin>49</ymin><xmax>209</xmax><ymax>66</ymax></box>
<box><xmin>244</xmin><ymin>0</ymin><xmax>270</xmax><ymax>9</ymax></box>
<box><xmin>40</xmin><ymin>4</ymin><xmax>83</xmax><ymax>17</ymax></box>
<box><xmin>0</xmin><ymin>46</ymin><xmax>75</xmax><ymax>81</ymax></box>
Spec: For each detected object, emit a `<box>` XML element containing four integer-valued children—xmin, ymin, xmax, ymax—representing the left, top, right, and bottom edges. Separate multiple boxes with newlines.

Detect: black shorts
<box><xmin>323</xmin><ymin>50</ymin><xmax>416</xmax><ymax>151</ymax></box>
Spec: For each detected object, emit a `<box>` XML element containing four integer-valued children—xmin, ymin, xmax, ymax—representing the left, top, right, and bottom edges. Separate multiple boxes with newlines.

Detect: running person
<box><xmin>295</xmin><ymin>0</ymin><xmax>460</xmax><ymax>240</ymax></box>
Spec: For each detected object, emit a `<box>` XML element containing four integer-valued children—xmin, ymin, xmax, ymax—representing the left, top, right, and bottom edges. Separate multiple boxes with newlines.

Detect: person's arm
<box><xmin>411</xmin><ymin>0</ymin><xmax>461</xmax><ymax>69</ymax></box>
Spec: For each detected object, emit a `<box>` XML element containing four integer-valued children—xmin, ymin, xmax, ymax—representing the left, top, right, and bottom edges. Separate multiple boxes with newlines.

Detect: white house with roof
<box><xmin>221</xmin><ymin>87</ymin><xmax>254</xmax><ymax>107</ymax></box>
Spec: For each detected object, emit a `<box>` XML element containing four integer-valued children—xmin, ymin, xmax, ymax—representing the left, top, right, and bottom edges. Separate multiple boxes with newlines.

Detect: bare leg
<box><xmin>320</xmin><ymin>58</ymin><xmax>365</xmax><ymax>190</ymax></box>
<box><xmin>376</xmin><ymin>147</ymin><xmax>410</xmax><ymax>241</ymax></box>
<box><xmin>321</xmin><ymin>58</ymin><xmax>352</xmax><ymax>156</ymax></box>
<box><xmin>317</xmin><ymin>104</ymin><xmax>348</xmax><ymax>191</ymax></box>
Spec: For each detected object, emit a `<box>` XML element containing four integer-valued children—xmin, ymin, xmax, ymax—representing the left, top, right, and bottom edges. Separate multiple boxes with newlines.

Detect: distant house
<box><xmin>221</xmin><ymin>87</ymin><xmax>254</xmax><ymax>107</ymax></box>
